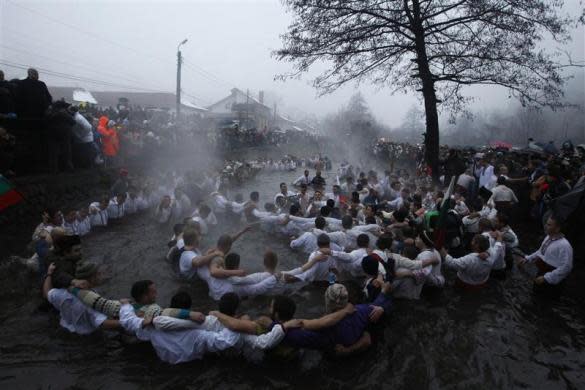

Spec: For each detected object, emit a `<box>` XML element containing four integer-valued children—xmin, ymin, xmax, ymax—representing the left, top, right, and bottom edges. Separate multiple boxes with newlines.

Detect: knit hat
<box><xmin>325</xmin><ymin>283</ymin><xmax>348</xmax><ymax>313</ymax></box>
<box><xmin>361</xmin><ymin>254</ymin><xmax>382</xmax><ymax>277</ymax></box>
<box><xmin>75</xmin><ymin>261</ymin><xmax>98</xmax><ymax>280</ymax></box>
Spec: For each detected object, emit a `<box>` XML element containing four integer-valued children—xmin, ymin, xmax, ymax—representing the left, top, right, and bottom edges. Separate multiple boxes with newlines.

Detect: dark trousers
<box><xmin>48</xmin><ymin>134</ymin><xmax>73</xmax><ymax>173</ymax></box>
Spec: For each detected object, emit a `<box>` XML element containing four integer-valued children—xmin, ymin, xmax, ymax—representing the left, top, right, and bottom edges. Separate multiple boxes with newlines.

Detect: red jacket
<box><xmin>97</xmin><ymin>116</ymin><xmax>119</xmax><ymax>156</ymax></box>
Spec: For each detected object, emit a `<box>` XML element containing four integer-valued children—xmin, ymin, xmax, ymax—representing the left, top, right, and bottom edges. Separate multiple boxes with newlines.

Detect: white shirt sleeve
<box><xmin>331</xmin><ymin>250</ymin><xmax>354</xmax><ymax>263</ymax></box>
<box><xmin>290</xmin><ymin>233</ymin><xmax>309</xmax><ymax>250</ymax></box>
<box><xmin>242</xmin><ymin>324</ymin><xmax>285</xmax><ymax>350</ymax></box>
<box><xmin>444</xmin><ymin>254</ymin><xmax>474</xmax><ymax>271</ymax></box>
<box><xmin>543</xmin><ymin>245</ymin><xmax>573</xmax><ymax>285</ymax></box>
<box><xmin>153</xmin><ymin>316</ymin><xmax>202</xmax><ymax>331</ymax></box>
<box><xmin>119</xmin><ymin>304</ymin><xmax>146</xmax><ymax>336</ymax></box>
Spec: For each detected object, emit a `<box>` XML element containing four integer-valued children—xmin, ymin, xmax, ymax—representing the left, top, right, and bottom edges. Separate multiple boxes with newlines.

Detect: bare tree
<box><xmin>275</xmin><ymin>0</ymin><xmax>583</xmax><ymax>179</ymax></box>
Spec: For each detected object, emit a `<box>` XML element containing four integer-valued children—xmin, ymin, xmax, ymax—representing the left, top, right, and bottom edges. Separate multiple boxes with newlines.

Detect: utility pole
<box><xmin>176</xmin><ymin>38</ymin><xmax>188</xmax><ymax>122</ymax></box>
<box><xmin>246</xmin><ymin>89</ymin><xmax>249</xmax><ymax>130</ymax></box>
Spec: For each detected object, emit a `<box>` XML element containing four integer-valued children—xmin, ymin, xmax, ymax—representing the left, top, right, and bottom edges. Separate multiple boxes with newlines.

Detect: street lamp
<box><xmin>176</xmin><ymin>38</ymin><xmax>188</xmax><ymax>121</ymax></box>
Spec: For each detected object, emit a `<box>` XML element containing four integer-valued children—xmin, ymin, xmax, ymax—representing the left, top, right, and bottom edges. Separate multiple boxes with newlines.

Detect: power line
<box><xmin>0</xmin><ymin>29</ymin><xmax>169</xmax><ymax>90</ymax></box>
<box><xmin>0</xmin><ymin>60</ymin><xmax>170</xmax><ymax>93</ymax></box>
<box><xmin>4</xmin><ymin>0</ymin><xmax>237</xmax><ymax>105</ymax></box>
<box><xmin>0</xmin><ymin>44</ymin><xmax>170</xmax><ymax>91</ymax></box>
<box><xmin>182</xmin><ymin>58</ymin><xmax>235</xmax><ymax>89</ymax></box>
<box><xmin>5</xmin><ymin>0</ymin><xmax>173</xmax><ymax>68</ymax></box>
<box><xmin>181</xmin><ymin>90</ymin><xmax>212</xmax><ymax>106</ymax></box>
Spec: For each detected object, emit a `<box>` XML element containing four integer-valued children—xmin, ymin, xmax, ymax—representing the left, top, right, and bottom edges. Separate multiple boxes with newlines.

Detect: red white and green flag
<box><xmin>0</xmin><ymin>175</ymin><xmax>23</xmax><ymax>212</ymax></box>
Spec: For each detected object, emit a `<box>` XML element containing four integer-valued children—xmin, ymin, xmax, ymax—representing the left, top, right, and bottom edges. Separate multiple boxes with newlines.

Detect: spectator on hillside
<box><xmin>15</xmin><ymin>68</ymin><xmax>52</xmax><ymax>119</ymax></box>
<box><xmin>46</xmin><ymin>100</ymin><xmax>75</xmax><ymax>174</ymax></box>
<box><xmin>0</xmin><ymin>70</ymin><xmax>16</xmax><ymax>116</ymax></box>
<box><xmin>70</xmin><ymin>107</ymin><xmax>96</xmax><ymax>168</ymax></box>
<box><xmin>0</xmin><ymin>126</ymin><xmax>16</xmax><ymax>175</ymax></box>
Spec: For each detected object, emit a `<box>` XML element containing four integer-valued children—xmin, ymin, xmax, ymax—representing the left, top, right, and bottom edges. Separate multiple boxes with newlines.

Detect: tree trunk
<box><xmin>411</xmin><ymin>0</ymin><xmax>440</xmax><ymax>182</ymax></box>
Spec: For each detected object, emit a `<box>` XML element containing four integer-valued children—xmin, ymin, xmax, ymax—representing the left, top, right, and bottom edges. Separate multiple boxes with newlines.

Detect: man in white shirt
<box><xmin>43</xmin><ymin>262</ymin><xmax>120</xmax><ymax>334</ymax></box>
<box><xmin>456</xmin><ymin>169</ymin><xmax>475</xmax><ymax>195</ymax></box>
<box><xmin>179</xmin><ymin>229</ymin><xmax>224</xmax><ymax>280</ymax></box>
<box><xmin>293</xmin><ymin>170</ymin><xmax>312</xmax><ymax>186</ymax></box>
<box><xmin>488</xmin><ymin>176</ymin><xmax>519</xmax><ymax>205</ymax></box>
<box><xmin>325</xmin><ymin>185</ymin><xmax>343</xmax><ymax>208</ymax></box>
<box><xmin>290</xmin><ymin>216</ymin><xmax>344</xmax><ymax>253</ymax></box>
<box><xmin>517</xmin><ymin>215</ymin><xmax>573</xmax><ymax>292</ymax></box>
<box><xmin>475</xmin><ymin>158</ymin><xmax>496</xmax><ymax>191</ymax></box>
<box><xmin>284</xmin><ymin>234</ymin><xmax>336</xmax><ymax>283</ymax></box>
<box><xmin>89</xmin><ymin>197</ymin><xmax>109</xmax><ymax>227</ymax></box>
<box><xmin>274</xmin><ymin>182</ymin><xmax>297</xmax><ymax>203</ymax></box>
<box><xmin>441</xmin><ymin>234</ymin><xmax>499</xmax><ymax>289</ymax></box>
<box><xmin>326</xmin><ymin>233</ymin><xmax>370</xmax><ymax>277</ymax></box>
<box><xmin>107</xmin><ymin>193</ymin><xmax>126</xmax><ymax>220</ymax></box>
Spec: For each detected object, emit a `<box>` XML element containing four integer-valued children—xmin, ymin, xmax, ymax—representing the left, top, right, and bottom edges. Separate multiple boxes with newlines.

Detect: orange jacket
<box><xmin>97</xmin><ymin>116</ymin><xmax>119</xmax><ymax>157</ymax></box>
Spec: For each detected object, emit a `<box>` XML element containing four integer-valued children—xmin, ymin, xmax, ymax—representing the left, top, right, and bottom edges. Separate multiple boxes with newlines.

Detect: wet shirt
<box><xmin>179</xmin><ymin>249</ymin><xmax>201</xmax><ymax>279</ymax></box>
<box><xmin>526</xmin><ymin>235</ymin><xmax>573</xmax><ymax>284</ymax></box>
<box><xmin>444</xmin><ymin>249</ymin><xmax>498</xmax><ymax>285</ymax></box>
<box><xmin>89</xmin><ymin>202</ymin><xmax>108</xmax><ymax>227</ymax></box>
<box><xmin>47</xmin><ymin>288</ymin><xmax>107</xmax><ymax>335</ymax></box>
<box><xmin>119</xmin><ymin>304</ymin><xmax>239</xmax><ymax>364</ymax></box>
<box><xmin>283</xmin><ymin>293</ymin><xmax>391</xmax><ymax>349</ymax></box>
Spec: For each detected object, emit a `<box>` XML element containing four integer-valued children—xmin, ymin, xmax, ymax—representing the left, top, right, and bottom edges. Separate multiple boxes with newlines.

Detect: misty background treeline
<box><xmin>300</xmin><ymin>72</ymin><xmax>584</xmax><ymax>149</ymax></box>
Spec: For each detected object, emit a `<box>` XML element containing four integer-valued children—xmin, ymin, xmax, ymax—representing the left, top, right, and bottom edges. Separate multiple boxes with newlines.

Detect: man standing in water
<box><xmin>517</xmin><ymin>215</ymin><xmax>573</xmax><ymax>296</ymax></box>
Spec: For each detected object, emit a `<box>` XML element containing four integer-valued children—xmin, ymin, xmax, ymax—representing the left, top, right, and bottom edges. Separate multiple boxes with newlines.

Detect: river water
<box><xmin>1</xmin><ymin>164</ymin><xmax>584</xmax><ymax>389</ymax></box>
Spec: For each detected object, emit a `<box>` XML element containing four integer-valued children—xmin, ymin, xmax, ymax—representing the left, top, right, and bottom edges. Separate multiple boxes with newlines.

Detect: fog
<box><xmin>1</xmin><ymin>0</ymin><xmax>583</xmax><ymax>130</ymax></box>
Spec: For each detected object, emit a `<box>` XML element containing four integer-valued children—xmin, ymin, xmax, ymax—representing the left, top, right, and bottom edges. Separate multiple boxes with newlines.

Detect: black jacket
<box><xmin>16</xmin><ymin>78</ymin><xmax>52</xmax><ymax>119</ymax></box>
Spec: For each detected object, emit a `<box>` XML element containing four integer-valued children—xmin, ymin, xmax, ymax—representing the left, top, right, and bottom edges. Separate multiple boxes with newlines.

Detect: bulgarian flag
<box><xmin>433</xmin><ymin>176</ymin><xmax>456</xmax><ymax>248</ymax></box>
<box><xmin>0</xmin><ymin>175</ymin><xmax>23</xmax><ymax>212</ymax></box>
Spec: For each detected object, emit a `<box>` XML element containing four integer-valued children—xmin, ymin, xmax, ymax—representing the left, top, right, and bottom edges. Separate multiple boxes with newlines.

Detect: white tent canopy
<box><xmin>72</xmin><ymin>89</ymin><xmax>98</xmax><ymax>104</ymax></box>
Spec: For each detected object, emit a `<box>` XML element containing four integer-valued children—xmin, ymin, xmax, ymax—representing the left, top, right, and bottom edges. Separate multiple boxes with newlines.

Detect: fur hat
<box><xmin>324</xmin><ymin>283</ymin><xmax>349</xmax><ymax>313</ymax></box>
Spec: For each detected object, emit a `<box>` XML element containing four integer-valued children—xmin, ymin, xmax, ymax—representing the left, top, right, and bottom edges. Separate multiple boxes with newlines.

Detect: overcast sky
<box><xmin>1</xmin><ymin>0</ymin><xmax>583</xmax><ymax>126</ymax></box>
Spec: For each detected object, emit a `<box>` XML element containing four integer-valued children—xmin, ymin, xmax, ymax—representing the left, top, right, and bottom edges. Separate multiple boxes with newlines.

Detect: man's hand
<box><xmin>342</xmin><ymin>303</ymin><xmax>356</xmax><ymax>315</ymax></box>
<box><xmin>47</xmin><ymin>262</ymin><xmax>56</xmax><ymax>276</ymax></box>
<box><xmin>319</xmin><ymin>248</ymin><xmax>332</xmax><ymax>256</ymax></box>
<box><xmin>235</xmin><ymin>269</ymin><xmax>246</xmax><ymax>277</ymax></box>
<box><xmin>209</xmin><ymin>310</ymin><xmax>220</xmax><ymax>318</ymax></box>
<box><xmin>478</xmin><ymin>252</ymin><xmax>490</xmax><ymax>260</ymax></box>
<box><xmin>534</xmin><ymin>276</ymin><xmax>546</xmax><ymax>285</ymax></box>
<box><xmin>368</xmin><ymin>306</ymin><xmax>384</xmax><ymax>322</ymax></box>
<box><xmin>119</xmin><ymin>298</ymin><xmax>131</xmax><ymax>305</ymax></box>
<box><xmin>142</xmin><ymin>317</ymin><xmax>153</xmax><ymax>327</ymax></box>
<box><xmin>189</xmin><ymin>312</ymin><xmax>206</xmax><ymax>323</ymax></box>
<box><xmin>489</xmin><ymin>230</ymin><xmax>502</xmax><ymax>241</ymax></box>
<box><xmin>283</xmin><ymin>319</ymin><xmax>302</xmax><ymax>330</ymax></box>
<box><xmin>515</xmin><ymin>255</ymin><xmax>527</xmax><ymax>267</ymax></box>
<box><xmin>381</xmin><ymin>281</ymin><xmax>393</xmax><ymax>295</ymax></box>
<box><xmin>71</xmin><ymin>279</ymin><xmax>90</xmax><ymax>289</ymax></box>
<box><xmin>311</xmin><ymin>253</ymin><xmax>328</xmax><ymax>263</ymax></box>
<box><xmin>439</xmin><ymin>247</ymin><xmax>448</xmax><ymax>258</ymax></box>
<box><xmin>334</xmin><ymin>344</ymin><xmax>349</xmax><ymax>356</ymax></box>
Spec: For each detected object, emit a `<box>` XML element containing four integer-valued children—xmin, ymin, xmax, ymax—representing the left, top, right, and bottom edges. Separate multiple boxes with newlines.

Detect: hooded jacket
<box><xmin>97</xmin><ymin>116</ymin><xmax>119</xmax><ymax>156</ymax></box>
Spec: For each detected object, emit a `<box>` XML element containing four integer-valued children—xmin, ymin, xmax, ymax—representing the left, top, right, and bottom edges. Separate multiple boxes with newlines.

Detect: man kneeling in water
<box><xmin>119</xmin><ymin>292</ymin><xmax>289</xmax><ymax>364</ymax></box>
<box><xmin>209</xmin><ymin>293</ymin><xmax>354</xmax><ymax>359</ymax></box>
<box><xmin>211</xmin><ymin>283</ymin><xmax>391</xmax><ymax>358</ymax></box>
<box><xmin>43</xmin><ymin>262</ymin><xmax>120</xmax><ymax>334</ymax></box>
<box><xmin>67</xmin><ymin>275</ymin><xmax>206</xmax><ymax>324</ymax></box>
<box><xmin>206</xmin><ymin>252</ymin><xmax>279</xmax><ymax>301</ymax></box>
